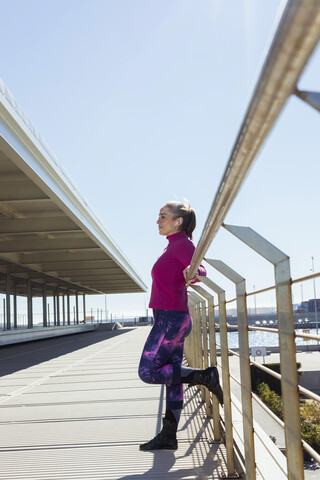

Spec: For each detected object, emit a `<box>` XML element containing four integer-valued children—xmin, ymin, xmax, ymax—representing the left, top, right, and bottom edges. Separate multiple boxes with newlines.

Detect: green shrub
<box><xmin>256</xmin><ymin>383</ymin><xmax>320</xmax><ymax>454</ymax></box>
<box><xmin>301</xmin><ymin>401</ymin><xmax>320</xmax><ymax>426</ymax></box>
<box><xmin>257</xmin><ymin>383</ymin><xmax>283</xmax><ymax>419</ymax></box>
<box><xmin>251</xmin><ymin>362</ymin><xmax>302</xmax><ymax>396</ymax></box>
<box><xmin>301</xmin><ymin>420</ymin><xmax>320</xmax><ymax>454</ymax></box>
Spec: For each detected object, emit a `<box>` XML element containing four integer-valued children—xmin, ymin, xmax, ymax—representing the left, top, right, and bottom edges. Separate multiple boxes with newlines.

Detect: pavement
<box><xmin>0</xmin><ymin>327</ymin><xmax>229</xmax><ymax>480</ymax></box>
<box><xmin>0</xmin><ymin>326</ymin><xmax>318</xmax><ymax>479</ymax></box>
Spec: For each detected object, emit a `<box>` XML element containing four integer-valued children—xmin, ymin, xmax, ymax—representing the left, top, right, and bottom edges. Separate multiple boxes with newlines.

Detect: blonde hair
<box><xmin>164</xmin><ymin>200</ymin><xmax>196</xmax><ymax>240</ymax></box>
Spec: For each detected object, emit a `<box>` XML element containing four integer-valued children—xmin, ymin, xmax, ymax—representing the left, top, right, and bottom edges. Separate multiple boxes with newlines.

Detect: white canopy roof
<box><xmin>0</xmin><ymin>79</ymin><xmax>147</xmax><ymax>297</ymax></box>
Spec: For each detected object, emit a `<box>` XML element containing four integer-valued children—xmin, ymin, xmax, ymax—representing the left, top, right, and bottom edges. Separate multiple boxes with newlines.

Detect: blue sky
<box><xmin>1</xmin><ymin>0</ymin><xmax>319</xmax><ymax>317</ymax></box>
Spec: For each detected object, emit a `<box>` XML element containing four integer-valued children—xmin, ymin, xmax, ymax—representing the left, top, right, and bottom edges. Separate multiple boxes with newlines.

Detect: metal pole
<box><xmin>190</xmin><ymin>304</ymin><xmax>197</xmax><ymax>369</ymax></box>
<box><xmin>188</xmin><ymin>294</ymin><xmax>202</xmax><ymax>380</ymax></box>
<box><xmin>294</xmin><ymin>89</ymin><xmax>320</xmax><ymax>113</ymax></box>
<box><xmin>13</xmin><ymin>282</ymin><xmax>17</xmax><ymax>329</ymax></box>
<box><xmin>311</xmin><ymin>257</ymin><xmax>318</xmax><ymax>337</ymax></box>
<box><xmin>62</xmin><ymin>294</ymin><xmax>66</xmax><ymax>326</ymax></box>
<box><xmin>76</xmin><ymin>293</ymin><xmax>79</xmax><ymax>324</ymax></box>
<box><xmin>47</xmin><ymin>302</ymin><xmax>50</xmax><ymax>327</ymax></box>
<box><xmin>253</xmin><ymin>285</ymin><xmax>257</xmax><ymax>316</ymax></box>
<box><xmin>53</xmin><ymin>293</ymin><xmax>57</xmax><ymax>326</ymax></box>
<box><xmin>67</xmin><ymin>290</ymin><xmax>71</xmax><ymax>325</ymax></box>
<box><xmin>195</xmin><ymin>279</ymin><xmax>236</xmax><ymax>476</ymax></box>
<box><xmin>43</xmin><ymin>281</ymin><xmax>47</xmax><ymax>327</ymax></box>
<box><xmin>83</xmin><ymin>294</ymin><xmax>86</xmax><ymax>324</ymax></box>
<box><xmin>56</xmin><ymin>287</ymin><xmax>60</xmax><ymax>326</ymax></box>
<box><xmin>224</xmin><ymin>224</ymin><xmax>304</xmax><ymax>480</ymax></box>
<box><xmin>200</xmin><ymin>296</ymin><xmax>210</xmax><ymax>410</ymax></box>
<box><xmin>218</xmin><ymin>289</ymin><xmax>236</xmax><ymax>476</ymax></box>
<box><xmin>187</xmin><ymin>298</ymin><xmax>197</xmax><ymax>369</ymax></box>
<box><xmin>206</xmin><ymin>260</ymin><xmax>256</xmax><ymax>480</ymax></box>
<box><xmin>191</xmin><ymin>291</ymin><xmax>210</xmax><ymax>411</ymax></box>
<box><xmin>27</xmin><ymin>279</ymin><xmax>33</xmax><ymax>329</ymax></box>
<box><xmin>192</xmin><ymin>284</ymin><xmax>221</xmax><ymax>440</ymax></box>
<box><xmin>3</xmin><ymin>298</ymin><xmax>6</xmax><ymax>331</ymax></box>
<box><xmin>186</xmin><ymin>1</ymin><xmax>320</xmax><ymax>282</ymax></box>
<box><xmin>6</xmin><ymin>273</ymin><xmax>11</xmax><ymax>330</ymax></box>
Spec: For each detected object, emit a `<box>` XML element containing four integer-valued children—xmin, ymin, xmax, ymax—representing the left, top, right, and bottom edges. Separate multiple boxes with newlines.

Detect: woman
<box><xmin>138</xmin><ymin>200</ymin><xmax>223</xmax><ymax>451</ymax></box>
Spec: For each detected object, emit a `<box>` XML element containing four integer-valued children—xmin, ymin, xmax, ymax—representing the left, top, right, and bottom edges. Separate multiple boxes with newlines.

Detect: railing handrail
<box><xmin>188</xmin><ymin>0</ymin><xmax>320</xmax><ymax>282</ymax></box>
<box><xmin>184</xmin><ymin>3</ymin><xmax>320</xmax><ymax>477</ymax></box>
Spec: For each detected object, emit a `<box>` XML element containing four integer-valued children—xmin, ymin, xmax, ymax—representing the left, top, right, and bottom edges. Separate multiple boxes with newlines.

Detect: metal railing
<box><xmin>184</xmin><ymin>1</ymin><xmax>320</xmax><ymax>479</ymax></box>
<box><xmin>185</xmin><ymin>255</ymin><xmax>320</xmax><ymax>479</ymax></box>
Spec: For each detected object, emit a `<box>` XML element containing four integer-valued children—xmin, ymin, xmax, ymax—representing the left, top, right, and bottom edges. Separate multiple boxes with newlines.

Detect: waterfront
<box><xmin>214</xmin><ymin>328</ymin><xmax>319</xmax><ymax>350</ymax></box>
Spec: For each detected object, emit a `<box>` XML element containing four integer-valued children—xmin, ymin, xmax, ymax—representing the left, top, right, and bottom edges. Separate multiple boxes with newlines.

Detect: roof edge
<box><xmin>0</xmin><ymin>78</ymin><xmax>148</xmax><ymax>293</ymax></box>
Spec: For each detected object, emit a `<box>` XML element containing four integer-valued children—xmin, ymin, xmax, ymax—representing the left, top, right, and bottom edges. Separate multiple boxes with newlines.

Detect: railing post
<box><xmin>43</xmin><ymin>281</ymin><xmax>47</xmax><ymax>327</ymax></box>
<box><xmin>187</xmin><ymin>297</ymin><xmax>198</xmax><ymax>369</ymax></box>
<box><xmin>6</xmin><ymin>273</ymin><xmax>11</xmax><ymax>330</ymax></box>
<box><xmin>192</xmin><ymin>287</ymin><xmax>211</xmax><ymax>416</ymax></box>
<box><xmin>196</xmin><ymin>277</ymin><xmax>236</xmax><ymax>476</ymax></box>
<box><xmin>62</xmin><ymin>294</ymin><xmax>66</xmax><ymax>326</ymax></box>
<box><xmin>56</xmin><ymin>287</ymin><xmax>60</xmax><ymax>326</ymax></box>
<box><xmin>27</xmin><ymin>279</ymin><xmax>33</xmax><ymax>329</ymax></box>
<box><xmin>206</xmin><ymin>259</ymin><xmax>256</xmax><ymax>480</ymax></box>
<box><xmin>67</xmin><ymin>290</ymin><xmax>71</xmax><ymax>326</ymax></box>
<box><xmin>187</xmin><ymin>297</ymin><xmax>196</xmax><ymax>367</ymax></box>
<box><xmin>3</xmin><ymin>297</ymin><xmax>6</xmax><ymax>331</ymax></box>
<box><xmin>190</xmin><ymin>293</ymin><xmax>204</xmax><ymax>392</ymax></box>
<box><xmin>83</xmin><ymin>293</ymin><xmax>86</xmax><ymax>324</ymax></box>
<box><xmin>224</xmin><ymin>224</ymin><xmax>304</xmax><ymax>480</ymax></box>
<box><xmin>53</xmin><ymin>292</ymin><xmax>57</xmax><ymax>326</ymax></box>
<box><xmin>192</xmin><ymin>284</ymin><xmax>221</xmax><ymax>441</ymax></box>
<box><xmin>13</xmin><ymin>281</ymin><xmax>17</xmax><ymax>329</ymax></box>
<box><xmin>76</xmin><ymin>292</ymin><xmax>79</xmax><ymax>324</ymax></box>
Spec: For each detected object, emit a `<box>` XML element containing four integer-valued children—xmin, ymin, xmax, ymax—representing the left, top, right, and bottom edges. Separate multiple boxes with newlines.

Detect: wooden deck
<box><xmin>0</xmin><ymin>327</ymin><xmax>229</xmax><ymax>480</ymax></box>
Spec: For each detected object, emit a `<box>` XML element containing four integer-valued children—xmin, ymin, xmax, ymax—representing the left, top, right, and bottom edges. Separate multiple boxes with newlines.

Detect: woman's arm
<box><xmin>174</xmin><ymin>240</ymin><xmax>206</xmax><ymax>285</ymax></box>
<box><xmin>183</xmin><ymin>264</ymin><xmax>206</xmax><ymax>286</ymax></box>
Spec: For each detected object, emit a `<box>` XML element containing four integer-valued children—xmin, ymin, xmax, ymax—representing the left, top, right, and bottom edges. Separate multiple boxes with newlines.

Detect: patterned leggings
<box><xmin>138</xmin><ymin>309</ymin><xmax>192</xmax><ymax>421</ymax></box>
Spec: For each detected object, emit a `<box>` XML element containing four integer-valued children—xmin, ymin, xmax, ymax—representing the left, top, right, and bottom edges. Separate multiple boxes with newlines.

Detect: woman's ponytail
<box><xmin>185</xmin><ymin>207</ymin><xmax>196</xmax><ymax>240</ymax></box>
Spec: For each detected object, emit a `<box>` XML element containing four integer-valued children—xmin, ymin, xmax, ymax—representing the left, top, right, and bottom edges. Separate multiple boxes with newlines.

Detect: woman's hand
<box><xmin>183</xmin><ymin>266</ymin><xmax>197</xmax><ymax>286</ymax></box>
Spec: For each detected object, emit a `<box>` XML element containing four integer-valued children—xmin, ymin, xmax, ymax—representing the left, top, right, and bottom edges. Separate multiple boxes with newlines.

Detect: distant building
<box><xmin>298</xmin><ymin>299</ymin><xmax>320</xmax><ymax>313</ymax></box>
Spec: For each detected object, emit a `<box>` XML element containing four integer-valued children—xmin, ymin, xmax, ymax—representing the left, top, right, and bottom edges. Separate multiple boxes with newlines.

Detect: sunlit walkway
<box><xmin>0</xmin><ymin>328</ymin><xmax>230</xmax><ymax>480</ymax></box>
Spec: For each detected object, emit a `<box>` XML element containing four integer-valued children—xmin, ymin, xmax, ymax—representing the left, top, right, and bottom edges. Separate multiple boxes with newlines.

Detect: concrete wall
<box><xmin>0</xmin><ymin>324</ymin><xmax>97</xmax><ymax>346</ymax></box>
<box><xmin>299</xmin><ymin>371</ymin><xmax>320</xmax><ymax>395</ymax></box>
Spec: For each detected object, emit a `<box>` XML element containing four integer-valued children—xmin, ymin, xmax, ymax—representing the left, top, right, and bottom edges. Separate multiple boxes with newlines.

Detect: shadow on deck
<box><xmin>0</xmin><ymin>327</ymin><xmax>230</xmax><ymax>480</ymax></box>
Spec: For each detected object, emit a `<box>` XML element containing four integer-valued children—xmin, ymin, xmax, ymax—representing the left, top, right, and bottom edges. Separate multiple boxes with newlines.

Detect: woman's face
<box><xmin>157</xmin><ymin>206</ymin><xmax>181</xmax><ymax>236</ymax></box>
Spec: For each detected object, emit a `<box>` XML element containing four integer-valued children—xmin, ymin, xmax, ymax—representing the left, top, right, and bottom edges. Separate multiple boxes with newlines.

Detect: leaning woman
<box><xmin>138</xmin><ymin>200</ymin><xmax>223</xmax><ymax>451</ymax></box>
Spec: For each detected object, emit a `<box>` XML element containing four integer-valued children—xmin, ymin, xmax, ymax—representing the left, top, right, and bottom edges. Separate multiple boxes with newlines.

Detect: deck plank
<box><xmin>0</xmin><ymin>327</ymin><xmax>227</xmax><ymax>479</ymax></box>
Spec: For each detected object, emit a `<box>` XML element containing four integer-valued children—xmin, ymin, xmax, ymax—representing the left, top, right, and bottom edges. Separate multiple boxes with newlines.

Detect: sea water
<box><xmin>213</xmin><ymin>328</ymin><xmax>319</xmax><ymax>349</ymax></box>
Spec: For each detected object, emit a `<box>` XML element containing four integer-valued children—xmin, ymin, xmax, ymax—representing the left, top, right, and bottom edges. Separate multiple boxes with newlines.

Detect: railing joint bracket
<box><xmin>219</xmin><ymin>471</ymin><xmax>241</xmax><ymax>479</ymax></box>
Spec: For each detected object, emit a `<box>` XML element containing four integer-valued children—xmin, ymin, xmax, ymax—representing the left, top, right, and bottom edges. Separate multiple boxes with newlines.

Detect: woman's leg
<box><xmin>180</xmin><ymin>366</ymin><xmax>224</xmax><ymax>405</ymax></box>
<box><xmin>138</xmin><ymin>310</ymin><xmax>191</xmax><ymax>388</ymax></box>
<box><xmin>139</xmin><ymin>341</ymin><xmax>185</xmax><ymax>452</ymax></box>
<box><xmin>139</xmin><ymin>310</ymin><xmax>191</xmax><ymax>451</ymax></box>
<box><xmin>165</xmin><ymin>339</ymin><xmax>184</xmax><ymax>424</ymax></box>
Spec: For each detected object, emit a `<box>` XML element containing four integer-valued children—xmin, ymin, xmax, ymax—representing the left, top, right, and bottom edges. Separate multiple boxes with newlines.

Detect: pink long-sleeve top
<box><xmin>149</xmin><ymin>231</ymin><xmax>206</xmax><ymax>311</ymax></box>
